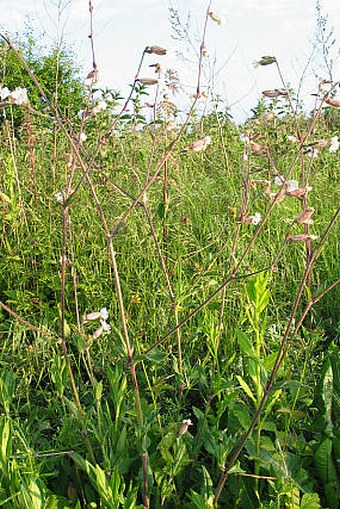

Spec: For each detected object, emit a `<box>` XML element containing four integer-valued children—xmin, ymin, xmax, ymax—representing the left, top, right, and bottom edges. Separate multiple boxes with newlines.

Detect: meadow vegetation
<box><xmin>0</xmin><ymin>3</ymin><xmax>339</xmax><ymax>508</ymax></box>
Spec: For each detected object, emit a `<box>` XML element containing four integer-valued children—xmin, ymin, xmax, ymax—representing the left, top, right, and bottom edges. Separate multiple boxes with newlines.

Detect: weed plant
<box><xmin>0</xmin><ymin>2</ymin><xmax>339</xmax><ymax>508</ymax></box>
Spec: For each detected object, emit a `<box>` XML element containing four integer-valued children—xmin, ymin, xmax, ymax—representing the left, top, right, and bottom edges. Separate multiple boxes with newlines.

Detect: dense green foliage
<box><xmin>0</xmin><ymin>29</ymin><xmax>339</xmax><ymax>509</ymax></box>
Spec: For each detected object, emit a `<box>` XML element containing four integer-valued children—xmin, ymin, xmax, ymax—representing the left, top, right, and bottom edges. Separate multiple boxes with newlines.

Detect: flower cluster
<box><xmin>0</xmin><ymin>86</ymin><xmax>29</xmax><ymax>106</ymax></box>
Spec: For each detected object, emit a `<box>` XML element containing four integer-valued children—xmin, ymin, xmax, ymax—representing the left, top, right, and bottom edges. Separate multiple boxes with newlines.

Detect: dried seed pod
<box><xmin>305</xmin><ymin>139</ymin><xmax>329</xmax><ymax>149</ymax></box>
<box><xmin>287</xmin><ymin>233</ymin><xmax>318</xmax><ymax>243</ymax></box>
<box><xmin>262</xmin><ymin>89</ymin><xmax>286</xmax><ymax>98</ymax></box>
<box><xmin>296</xmin><ymin>208</ymin><xmax>315</xmax><ymax>225</ymax></box>
<box><xmin>285</xmin><ymin>185</ymin><xmax>312</xmax><ymax>199</ymax></box>
<box><xmin>137</xmin><ymin>78</ymin><xmax>159</xmax><ymax>85</ymax></box>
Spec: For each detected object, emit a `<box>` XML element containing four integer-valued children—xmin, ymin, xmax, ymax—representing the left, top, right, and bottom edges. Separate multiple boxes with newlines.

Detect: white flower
<box><xmin>59</xmin><ymin>255</ymin><xmax>69</xmax><ymax>265</ymax></box>
<box><xmin>77</xmin><ymin>109</ymin><xmax>85</xmax><ymax>119</ymax></box>
<box><xmin>92</xmin><ymin>90</ymin><xmax>103</xmax><ymax>101</ymax></box>
<box><xmin>329</xmin><ymin>136</ymin><xmax>339</xmax><ymax>153</ymax></box>
<box><xmin>274</xmin><ymin>175</ymin><xmax>285</xmax><ymax>185</ymax></box>
<box><xmin>251</xmin><ymin>212</ymin><xmax>261</xmax><ymax>225</ymax></box>
<box><xmin>0</xmin><ymin>86</ymin><xmax>11</xmax><ymax>101</ymax></box>
<box><xmin>9</xmin><ymin>87</ymin><xmax>28</xmax><ymax>105</ymax></box>
<box><xmin>92</xmin><ymin>100</ymin><xmax>107</xmax><ymax>114</ymax></box>
<box><xmin>306</xmin><ymin>148</ymin><xmax>318</xmax><ymax>159</ymax></box>
<box><xmin>287</xmin><ymin>135</ymin><xmax>298</xmax><ymax>143</ymax></box>
<box><xmin>240</xmin><ymin>133</ymin><xmax>250</xmax><ymax>144</ymax></box>
<box><xmin>100</xmin><ymin>319</ymin><xmax>111</xmax><ymax>332</ymax></box>
<box><xmin>93</xmin><ymin>320</ymin><xmax>111</xmax><ymax>339</ymax></box>
<box><xmin>54</xmin><ymin>192</ymin><xmax>64</xmax><ymax>203</ymax></box>
<box><xmin>99</xmin><ymin>307</ymin><xmax>109</xmax><ymax>321</ymax></box>
<box><xmin>178</xmin><ymin>419</ymin><xmax>193</xmax><ymax>436</ymax></box>
<box><xmin>84</xmin><ymin>307</ymin><xmax>109</xmax><ymax>322</ymax></box>
<box><xmin>286</xmin><ymin>180</ymin><xmax>299</xmax><ymax>192</ymax></box>
<box><xmin>80</xmin><ymin>132</ymin><xmax>87</xmax><ymax>142</ymax></box>
<box><xmin>245</xmin><ymin>212</ymin><xmax>261</xmax><ymax>225</ymax></box>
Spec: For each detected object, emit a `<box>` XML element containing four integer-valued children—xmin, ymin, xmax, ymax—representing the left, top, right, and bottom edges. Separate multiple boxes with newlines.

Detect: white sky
<box><xmin>1</xmin><ymin>0</ymin><xmax>339</xmax><ymax>122</ymax></box>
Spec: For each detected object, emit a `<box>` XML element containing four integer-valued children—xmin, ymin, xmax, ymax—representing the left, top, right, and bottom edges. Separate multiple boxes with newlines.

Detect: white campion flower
<box><xmin>54</xmin><ymin>192</ymin><xmax>64</xmax><ymax>204</ymax></box>
<box><xmin>178</xmin><ymin>419</ymin><xmax>193</xmax><ymax>436</ymax></box>
<box><xmin>240</xmin><ymin>133</ymin><xmax>250</xmax><ymax>144</ymax></box>
<box><xmin>93</xmin><ymin>319</ymin><xmax>111</xmax><ymax>339</ymax></box>
<box><xmin>9</xmin><ymin>87</ymin><xmax>29</xmax><ymax>105</ymax></box>
<box><xmin>59</xmin><ymin>254</ymin><xmax>69</xmax><ymax>265</ymax></box>
<box><xmin>0</xmin><ymin>86</ymin><xmax>11</xmax><ymax>101</ymax></box>
<box><xmin>93</xmin><ymin>320</ymin><xmax>111</xmax><ymax>339</ymax></box>
<box><xmin>84</xmin><ymin>307</ymin><xmax>109</xmax><ymax>322</ymax></box>
<box><xmin>329</xmin><ymin>136</ymin><xmax>339</xmax><ymax>153</ymax></box>
<box><xmin>244</xmin><ymin>212</ymin><xmax>261</xmax><ymax>225</ymax></box>
<box><xmin>306</xmin><ymin>148</ymin><xmax>318</xmax><ymax>159</ymax></box>
<box><xmin>92</xmin><ymin>89</ymin><xmax>103</xmax><ymax>101</ymax></box>
<box><xmin>286</xmin><ymin>180</ymin><xmax>299</xmax><ymax>192</ymax></box>
<box><xmin>274</xmin><ymin>175</ymin><xmax>285</xmax><ymax>185</ymax></box>
<box><xmin>287</xmin><ymin>135</ymin><xmax>298</xmax><ymax>143</ymax></box>
<box><xmin>79</xmin><ymin>132</ymin><xmax>87</xmax><ymax>142</ymax></box>
<box><xmin>92</xmin><ymin>100</ymin><xmax>107</xmax><ymax>114</ymax></box>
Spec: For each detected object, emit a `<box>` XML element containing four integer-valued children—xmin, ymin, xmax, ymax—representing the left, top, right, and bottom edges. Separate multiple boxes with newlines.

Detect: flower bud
<box><xmin>145</xmin><ymin>45</ymin><xmax>167</xmax><ymax>55</ymax></box>
<box><xmin>137</xmin><ymin>78</ymin><xmax>159</xmax><ymax>86</ymax></box>
<box><xmin>287</xmin><ymin>233</ymin><xmax>318</xmax><ymax>243</ymax></box>
<box><xmin>262</xmin><ymin>89</ymin><xmax>286</xmax><ymax>98</ymax></box>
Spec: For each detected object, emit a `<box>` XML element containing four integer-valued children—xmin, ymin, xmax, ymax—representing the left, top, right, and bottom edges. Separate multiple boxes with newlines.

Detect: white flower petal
<box><xmin>99</xmin><ymin>307</ymin><xmax>109</xmax><ymax>321</ymax></box>
<box><xmin>54</xmin><ymin>192</ymin><xmax>64</xmax><ymax>203</ymax></box>
<box><xmin>0</xmin><ymin>86</ymin><xmax>11</xmax><ymax>101</ymax></box>
<box><xmin>100</xmin><ymin>320</ymin><xmax>111</xmax><ymax>332</ymax></box>
<box><xmin>286</xmin><ymin>180</ymin><xmax>299</xmax><ymax>192</ymax></box>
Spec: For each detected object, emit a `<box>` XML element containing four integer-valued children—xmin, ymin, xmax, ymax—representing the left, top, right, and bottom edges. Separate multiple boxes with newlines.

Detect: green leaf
<box><xmin>315</xmin><ymin>438</ymin><xmax>337</xmax><ymax>483</ymax></box>
<box><xmin>236</xmin><ymin>375</ymin><xmax>256</xmax><ymax>404</ymax></box>
<box><xmin>237</xmin><ymin>330</ymin><xmax>254</xmax><ymax>357</ymax></box>
<box><xmin>19</xmin><ymin>479</ymin><xmax>42</xmax><ymax>509</ymax></box>
<box><xmin>262</xmin><ymin>352</ymin><xmax>277</xmax><ymax>371</ymax></box>
<box><xmin>0</xmin><ymin>417</ymin><xmax>12</xmax><ymax>468</ymax></box>
<box><xmin>0</xmin><ymin>191</ymin><xmax>11</xmax><ymax>204</ymax></box>
<box><xmin>300</xmin><ymin>492</ymin><xmax>321</xmax><ymax>509</ymax></box>
<box><xmin>233</xmin><ymin>404</ymin><xmax>251</xmax><ymax>430</ymax></box>
<box><xmin>144</xmin><ymin>350</ymin><xmax>167</xmax><ymax>364</ymax></box>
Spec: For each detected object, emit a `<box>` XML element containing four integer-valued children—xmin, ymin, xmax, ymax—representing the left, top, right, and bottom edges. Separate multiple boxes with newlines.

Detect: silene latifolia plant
<box><xmin>0</xmin><ymin>1</ymin><xmax>339</xmax><ymax>508</ymax></box>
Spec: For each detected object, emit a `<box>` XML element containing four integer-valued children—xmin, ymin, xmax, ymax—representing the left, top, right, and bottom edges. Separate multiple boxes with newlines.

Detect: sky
<box><xmin>0</xmin><ymin>0</ymin><xmax>339</xmax><ymax>122</ymax></box>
